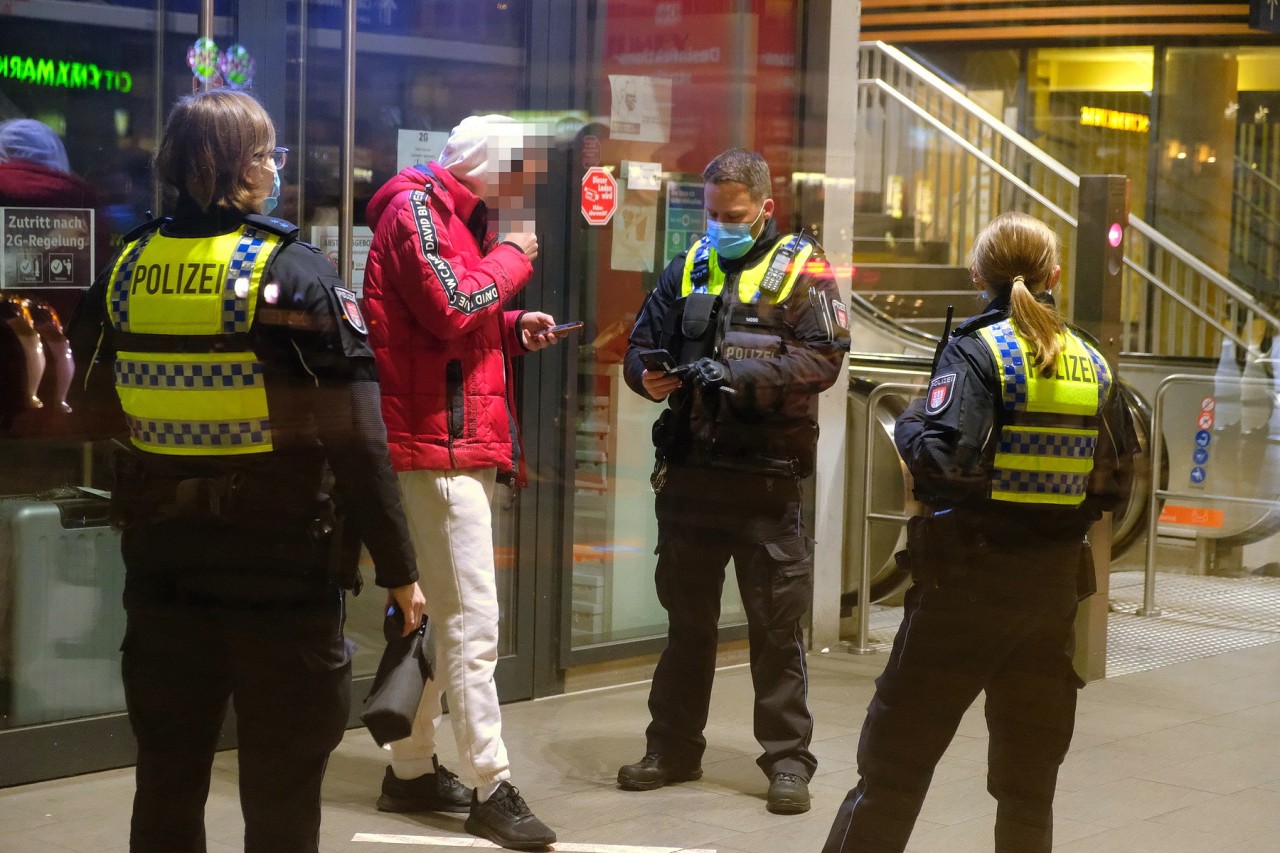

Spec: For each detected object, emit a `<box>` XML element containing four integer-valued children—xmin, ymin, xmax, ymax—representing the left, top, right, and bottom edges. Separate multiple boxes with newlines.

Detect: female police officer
<box><xmin>823</xmin><ymin>212</ymin><xmax>1137</xmax><ymax>852</ymax></box>
<box><xmin>68</xmin><ymin>89</ymin><xmax>426</xmax><ymax>853</ymax></box>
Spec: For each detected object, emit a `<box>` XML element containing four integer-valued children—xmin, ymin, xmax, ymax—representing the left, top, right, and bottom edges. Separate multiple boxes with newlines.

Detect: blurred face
<box><xmin>493</xmin><ymin>148</ymin><xmax>547</xmax><ymax>218</ymax></box>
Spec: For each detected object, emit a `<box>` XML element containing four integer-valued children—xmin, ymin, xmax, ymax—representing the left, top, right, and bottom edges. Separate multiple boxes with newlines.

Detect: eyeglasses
<box><xmin>263</xmin><ymin>147</ymin><xmax>288</xmax><ymax>169</ymax></box>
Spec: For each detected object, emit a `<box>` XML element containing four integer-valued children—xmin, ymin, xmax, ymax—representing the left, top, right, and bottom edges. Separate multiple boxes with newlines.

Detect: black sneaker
<box><xmin>617</xmin><ymin>752</ymin><xmax>703</xmax><ymax>791</ymax></box>
<box><xmin>464</xmin><ymin>781</ymin><xmax>556</xmax><ymax>851</ymax></box>
<box><xmin>376</xmin><ymin>756</ymin><xmax>473</xmax><ymax>813</ymax></box>
<box><xmin>766</xmin><ymin>772</ymin><xmax>811</xmax><ymax>814</ymax></box>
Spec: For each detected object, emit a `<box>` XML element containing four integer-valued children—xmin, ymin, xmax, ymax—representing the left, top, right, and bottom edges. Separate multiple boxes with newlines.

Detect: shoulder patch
<box><xmin>831</xmin><ymin>298</ymin><xmax>848</xmax><ymax>331</ymax></box>
<box><xmin>925</xmin><ymin>372</ymin><xmax>957</xmax><ymax>416</ymax></box>
<box><xmin>334</xmin><ymin>286</ymin><xmax>368</xmax><ymax>335</ymax></box>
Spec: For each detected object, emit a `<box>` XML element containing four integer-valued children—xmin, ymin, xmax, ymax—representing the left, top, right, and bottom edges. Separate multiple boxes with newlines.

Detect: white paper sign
<box><xmin>611</xmin><ymin>185</ymin><xmax>658</xmax><ymax>273</ymax></box>
<box><xmin>608</xmin><ymin>75</ymin><xmax>672</xmax><ymax>143</ymax></box>
<box><xmin>624</xmin><ymin>160</ymin><xmax>663</xmax><ymax>191</ymax></box>
<box><xmin>397</xmin><ymin>129</ymin><xmax>449</xmax><ymax>172</ymax></box>
<box><xmin>311</xmin><ymin>226</ymin><xmax>374</xmax><ymax>297</ymax></box>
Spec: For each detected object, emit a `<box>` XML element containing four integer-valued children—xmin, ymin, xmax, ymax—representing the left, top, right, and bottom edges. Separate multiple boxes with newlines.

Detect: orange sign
<box><xmin>1159</xmin><ymin>505</ymin><xmax>1225</xmax><ymax>528</ymax></box>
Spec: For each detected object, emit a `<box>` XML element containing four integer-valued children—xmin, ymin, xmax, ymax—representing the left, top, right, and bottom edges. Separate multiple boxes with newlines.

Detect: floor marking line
<box><xmin>352</xmin><ymin>832</ymin><xmax>717</xmax><ymax>852</ymax></box>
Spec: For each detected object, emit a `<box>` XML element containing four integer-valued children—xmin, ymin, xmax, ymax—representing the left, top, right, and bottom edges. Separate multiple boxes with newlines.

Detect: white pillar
<box><xmin>811</xmin><ymin>2</ymin><xmax>861</xmax><ymax>650</ymax></box>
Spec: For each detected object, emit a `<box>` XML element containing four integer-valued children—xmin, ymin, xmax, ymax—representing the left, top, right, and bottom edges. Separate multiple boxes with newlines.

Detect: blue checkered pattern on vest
<box><xmin>221</xmin><ymin>228</ymin><xmax>267</xmax><ymax>334</ymax></box>
<box><xmin>114</xmin><ymin>359</ymin><xmax>264</xmax><ymax>390</ymax></box>
<box><xmin>109</xmin><ymin>231</ymin><xmax>157</xmax><ymax>332</ymax></box>
<box><xmin>998</xmin><ymin>429</ymin><xmax>1097</xmax><ymax>459</ymax></box>
<box><xmin>1084</xmin><ymin>342</ymin><xmax>1111</xmax><ymax>407</ymax></box>
<box><xmin>988</xmin><ymin>321</ymin><xmax>1029</xmax><ymax>410</ymax></box>
<box><xmin>991</xmin><ymin>469</ymin><xmax>1088</xmax><ymax>497</ymax></box>
<box><xmin>126</xmin><ymin>416</ymin><xmax>272</xmax><ymax>448</ymax></box>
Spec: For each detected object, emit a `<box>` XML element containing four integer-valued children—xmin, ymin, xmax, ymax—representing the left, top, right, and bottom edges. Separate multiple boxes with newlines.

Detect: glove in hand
<box><xmin>689</xmin><ymin>357</ymin><xmax>731</xmax><ymax>390</ymax></box>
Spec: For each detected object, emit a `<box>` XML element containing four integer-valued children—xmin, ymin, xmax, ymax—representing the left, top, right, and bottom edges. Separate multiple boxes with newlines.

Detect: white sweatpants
<box><xmin>390</xmin><ymin>468</ymin><xmax>511</xmax><ymax>790</ymax></box>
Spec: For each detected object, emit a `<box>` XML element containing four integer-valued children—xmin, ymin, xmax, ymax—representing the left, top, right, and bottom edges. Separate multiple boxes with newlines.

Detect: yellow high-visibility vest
<box><xmin>976</xmin><ymin>319</ymin><xmax>1111</xmax><ymax>505</ymax></box>
<box><xmin>107</xmin><ymin>224</ymin><xmax>285</xmax><ymax>456</ymax></box>
<box><xmin>680</xmin><ymin>234</ymin><xmax>815</xmax><ymax>304</ymax></box>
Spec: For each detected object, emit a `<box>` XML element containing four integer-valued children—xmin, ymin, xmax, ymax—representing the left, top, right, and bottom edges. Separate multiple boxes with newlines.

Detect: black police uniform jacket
<box><xmin>624</xmin><ymin>218</ymin><xmax>847</xmax><ymax>480</ymax></box>
<box><xmin>68</xmin><ymin>199</ymin><xmax>417</xmax><ymax>594</ymax></box>
<box><xmin>895</xmin><ymin>293</ymin><xmax>1139</xmax><ymax>547</ymax></box>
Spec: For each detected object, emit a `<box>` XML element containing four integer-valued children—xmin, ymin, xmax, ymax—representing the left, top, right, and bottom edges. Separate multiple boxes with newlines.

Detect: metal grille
<box><xmin>1107</xmin><ymin>570</ymin><xmax>1280</xmax><ymax>676</ymax></box>
<box><xmin>848</xmin><ymin>571</ymin><xmax>1280</xmax><ymax>676</ymax></box>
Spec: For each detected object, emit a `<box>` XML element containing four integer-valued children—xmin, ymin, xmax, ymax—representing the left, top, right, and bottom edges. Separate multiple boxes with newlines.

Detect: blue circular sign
<box><xmin>1195</xmin><ymin>430</ymin><xmax>1212</xmax><ymax>448</ymax></box>
<box><xmin>1190</xmin><ymin>466</ymin><xmax>1207</xmax><ymax>484</ymax></box>
<box><xmin>1193</xmin><ymin>447</ymin><xmax>1209</xmax><ymax>465</ymax></box>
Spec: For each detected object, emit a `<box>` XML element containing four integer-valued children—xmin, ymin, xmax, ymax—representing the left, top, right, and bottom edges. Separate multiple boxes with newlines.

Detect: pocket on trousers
<box><xmin>765</xmin><ymin>535</ymin><xmax>814</xmax><ymax>629</ymax></box>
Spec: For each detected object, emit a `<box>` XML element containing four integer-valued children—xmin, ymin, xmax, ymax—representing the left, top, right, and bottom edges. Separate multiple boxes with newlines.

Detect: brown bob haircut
<box><xmin>154</xmin><ymin>89</ymin><xmax>275</xmax><ymax>213</ymax></box>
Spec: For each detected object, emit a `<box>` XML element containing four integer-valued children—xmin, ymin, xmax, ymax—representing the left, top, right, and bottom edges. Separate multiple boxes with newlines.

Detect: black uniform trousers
<box><xmin>121</xmin><ymin>577</ymin><xmax>351</xmax><ymax>853</ymax></box>
<box><xmin>646</xmin><ymin>468</ymin><xmax>818</xmax><ymax>779</ymax></box>
<box><xmin>823</xmin><ymin>542</ymin><xmax>1083</xmax><ymax>853</ymax></box>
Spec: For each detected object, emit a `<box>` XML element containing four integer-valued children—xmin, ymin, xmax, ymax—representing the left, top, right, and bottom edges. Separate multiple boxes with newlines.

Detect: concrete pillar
<box><xmin>807</xmin><ymin>1</ymin><xmax>860</xmax><ymax>651</ymax></box>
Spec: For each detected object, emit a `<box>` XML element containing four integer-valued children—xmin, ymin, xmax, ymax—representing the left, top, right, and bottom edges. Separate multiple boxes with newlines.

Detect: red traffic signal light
<box><xmin>1107</xmin><ymin>222</ymin><xmax>1124</xmax><ymax>248</ymax></box>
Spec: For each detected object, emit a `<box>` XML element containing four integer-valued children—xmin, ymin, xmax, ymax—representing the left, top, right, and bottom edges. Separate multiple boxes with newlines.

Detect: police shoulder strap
<box><xmin>120</xmin><ymin>215</ymin><xmax>170</xmax><ymax>245</ymax></box>
<box><xmin>242</xmin><ymin>213</ymin><xmax>301</xmax><ymax>243</ymax></box>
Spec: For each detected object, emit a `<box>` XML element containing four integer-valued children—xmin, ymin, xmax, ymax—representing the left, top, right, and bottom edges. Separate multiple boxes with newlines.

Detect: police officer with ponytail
<box><xmin>618</xmin><ymin>148</ymin><xmax>848</xmax><ymax>815</ymax></box>
<box><xmin>69</xmin><ymin>89</ymin><xmax>425</xmax><ymax>853</ymax></box>
<box><xmin>823</xmin><ymin>212</ymin><xmax>1137</xmax><ymax>853</ymax></box>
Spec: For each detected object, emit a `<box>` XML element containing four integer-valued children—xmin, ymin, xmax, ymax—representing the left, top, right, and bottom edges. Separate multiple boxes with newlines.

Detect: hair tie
<box><xmin>1011</xmin><ymin>275</ymin><xmax>1026</xmax><ymax>288</ymax></box>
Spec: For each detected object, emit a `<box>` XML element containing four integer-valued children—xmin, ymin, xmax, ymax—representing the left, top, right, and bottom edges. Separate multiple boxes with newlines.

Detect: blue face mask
<box><xmin>706</xmin><ymin>204</ymin><xmax>764</xmax><ymax>260</ymax></box>
<box><xmin>262</xmin><ymin>166</ymin><xmax>281</xmax><ymax>215</ymax></box>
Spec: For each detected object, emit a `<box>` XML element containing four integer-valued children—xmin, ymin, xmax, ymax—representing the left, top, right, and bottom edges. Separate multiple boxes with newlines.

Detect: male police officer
<box><xmin>617</xmin><ymin>148</ymin><xmax>848</xmax><ymax>814</ymax></box>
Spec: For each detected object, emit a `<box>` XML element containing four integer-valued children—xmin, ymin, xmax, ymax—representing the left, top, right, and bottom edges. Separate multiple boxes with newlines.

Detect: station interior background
<box><xmin>2</xmin><ymin>5</ymin><xmax>1279</xmax><ymax>843</ymax></box>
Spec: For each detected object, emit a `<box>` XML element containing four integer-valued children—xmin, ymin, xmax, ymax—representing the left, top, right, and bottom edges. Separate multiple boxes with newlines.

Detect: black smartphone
<box><xmin>637</xmin><ymin>347</ymin><xmax>677</xmax><ymax>373</ymax></box>
<box><xmin>548</xmin><ymin>321</ymin><xmax>584</xmax><ymax>333</ymax></box>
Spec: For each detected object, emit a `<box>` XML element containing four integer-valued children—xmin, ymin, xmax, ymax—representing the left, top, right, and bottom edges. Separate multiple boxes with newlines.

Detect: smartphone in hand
<box><xmin>637</xmin><ymin>347</ymin><xmax>677</xmax><ymax>373</ymax></box>
<box><xmin>548</xmin><ymin>321</ymin><xmax>584</xmax><ymax>333</ymax></box>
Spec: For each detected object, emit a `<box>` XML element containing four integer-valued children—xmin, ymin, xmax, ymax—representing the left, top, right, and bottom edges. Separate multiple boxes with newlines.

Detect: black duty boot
<box><xmin>766</xmin><ymin>772</ymin><xmax>811</xmax><ymax>814</ymax></box>
<box><xmin>464</xmin><ymin>781</ymin><xmax>556</xmax><ymax>851</ymax></box>
<box><xmin>376</xmin><ymin>756</ymin><xmax>473</xmax><ymax>813</ymax></box>
<box><xmin>617</xmin><ymin>752</ymin><xmax>703</xmax><ymax>791</ymax></box>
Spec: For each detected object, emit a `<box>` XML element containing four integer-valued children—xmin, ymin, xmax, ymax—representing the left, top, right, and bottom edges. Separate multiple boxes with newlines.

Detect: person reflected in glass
<box><xmin>822</xmin><ymin>212</ymin><xmax>1138</xmax><ymax>852</ymax></box>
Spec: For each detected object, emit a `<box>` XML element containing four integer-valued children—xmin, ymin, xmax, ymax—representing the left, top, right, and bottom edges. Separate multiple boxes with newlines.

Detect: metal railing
<box><xmin>857</xmin><ymin>41</ymin><xmax>1280</xmax><ymax>361</ymax></box>
<box><xmin>847</xmin><ymin>381</ymin><xmax>923</xmax><ymax>654</ymax></box>
<box><xmin>1140</xmin><ymin>374</ymin><xmax>1280</xmax><ymax>616</ymax></box>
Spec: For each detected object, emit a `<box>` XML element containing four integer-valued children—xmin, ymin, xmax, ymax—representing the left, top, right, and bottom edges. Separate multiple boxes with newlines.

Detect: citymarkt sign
<box><xmin>0</xmin><ymin>55</ymin><xmax>133</xmax><ymax>93</ymax></box>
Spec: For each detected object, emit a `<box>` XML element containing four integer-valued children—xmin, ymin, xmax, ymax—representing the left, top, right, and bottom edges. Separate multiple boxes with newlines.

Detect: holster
<box><xmin>904</xmin><ymin>510</ymin><xmax>972</xmax><ymax>584</ymax></box>
<box><xmin>659</xmin><ymin>292</ymin><xmax>722</xmax><ymax>366</ymax></box>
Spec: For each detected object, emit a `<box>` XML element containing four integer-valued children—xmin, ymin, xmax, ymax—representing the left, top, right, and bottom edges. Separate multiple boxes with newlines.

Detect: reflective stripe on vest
<box><xmin>680</xmin><ymin>234</ymin><xmax>814</xmax><ymax>304</ymax></box>
<box><xmin>107</xmin><ymin>226</ymin><xmax>284</xmax><ymax>456</ymax></box>
<box><xmin>977</xmin><ymin>319</ymin><xmax>1110</xmax><ymax>505</ymax></box>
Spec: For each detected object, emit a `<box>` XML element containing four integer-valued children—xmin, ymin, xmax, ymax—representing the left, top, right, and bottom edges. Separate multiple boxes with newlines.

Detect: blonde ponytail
<box><xmin>968</xmin><ymin>213</ymin><xmax>1066</xmax><ymax>377</ymax></box>
<box><xmin>1008</xmin><ymin>275</ymin><xmax>1064</xmax><ymax>376</ymax></box>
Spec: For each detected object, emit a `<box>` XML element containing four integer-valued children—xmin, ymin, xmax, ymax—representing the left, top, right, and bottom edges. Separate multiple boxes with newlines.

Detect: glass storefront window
<box><xmin>563</xmin><ymin>0</ymin><xmax>807</xmax><ymax>652</ymax></box>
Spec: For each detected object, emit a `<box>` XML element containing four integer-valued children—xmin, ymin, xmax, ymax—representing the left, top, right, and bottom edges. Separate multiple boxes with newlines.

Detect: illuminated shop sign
<box><xmin>1079</xmin><ymin>107</ymin><xmax>1149</xmax><ymax>134</ymax></box>
<box><xmin>0</xmin><ymin>55</ymin><xmax>132</xmax><ymax>93</ymax></box>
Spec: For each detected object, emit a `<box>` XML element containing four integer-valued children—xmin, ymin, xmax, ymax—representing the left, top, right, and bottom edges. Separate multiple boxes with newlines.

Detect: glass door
<box><xmin>284</xmin><ymin>0</ymin><xmax>537</xmax><ymax>701</ymax></box>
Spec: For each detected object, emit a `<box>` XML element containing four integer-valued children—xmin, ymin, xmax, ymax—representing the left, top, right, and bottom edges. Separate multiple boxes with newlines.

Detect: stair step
<box><xmin>852</xmin><ymin>237</ymin><xmax>951</xmax><ymax>265</ymax></box>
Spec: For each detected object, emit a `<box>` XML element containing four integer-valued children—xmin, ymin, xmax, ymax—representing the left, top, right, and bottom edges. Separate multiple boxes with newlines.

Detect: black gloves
<box><xmin>686</xmin><ymin>357</ymin><xmax>732</xmax><ymax>390</ymax></box>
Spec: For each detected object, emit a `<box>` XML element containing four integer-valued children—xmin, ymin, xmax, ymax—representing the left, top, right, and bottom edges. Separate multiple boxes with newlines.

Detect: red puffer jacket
<box><xmin>364</xmin><ymin>163</ymin><xmax>533</xmax><ymax>478</ymax></box>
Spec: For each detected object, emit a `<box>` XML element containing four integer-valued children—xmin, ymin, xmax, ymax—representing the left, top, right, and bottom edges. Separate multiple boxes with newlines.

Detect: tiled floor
<box><xmin>4</xmin><ymin>634</ymin><xmax>1280</xmax><ymax>852</ymax></box>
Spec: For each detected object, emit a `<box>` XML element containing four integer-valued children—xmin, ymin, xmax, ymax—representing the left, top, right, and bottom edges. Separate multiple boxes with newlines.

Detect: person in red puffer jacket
<box><xmin>362</xmin><ymin>114</ymin><xmax>568</xmax><ymax>851</ymax></box>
